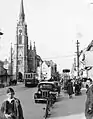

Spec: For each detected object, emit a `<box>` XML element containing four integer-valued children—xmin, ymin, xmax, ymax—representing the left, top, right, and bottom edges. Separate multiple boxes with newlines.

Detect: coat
<box><xmin>67</xmin><ymin>81</ymin><xmax>73</xmax><ymax>95</ymax></box>
<box><xmin>85</xmin><ymin>84</ymin><xmax>93</xmax><ymax>119</ymax></box>
<box><xmin>0</xmin><ymin>97</ymin><xmax>24</xmax><ymax>119</ymax></box>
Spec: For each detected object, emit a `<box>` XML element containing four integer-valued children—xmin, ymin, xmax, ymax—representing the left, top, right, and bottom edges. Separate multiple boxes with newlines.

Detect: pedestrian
<box><xmin>0</xmin><ymin>87</ymin><xmax>24</xmax><ymax>119</ymax></box>
<box><xmin>74</xmin><ymin>80</ymin><xmax>81</xmax><ymax>95</ymax></box>
<box><xmin>85</xmin><ymin>79</ymin><xmax>93</xmax><ymax>119</ymax></box>
<box><xmin>67</xmin><ymin>79</ymin><xmax>73</xmax><ymax>98</ymax></box>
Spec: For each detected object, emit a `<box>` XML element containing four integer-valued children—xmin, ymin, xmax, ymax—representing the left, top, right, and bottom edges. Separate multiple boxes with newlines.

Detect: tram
<box><xmin>24</xmin><ymin>72</ymin><xmax>39</xmax><ymax>87</ymax></box>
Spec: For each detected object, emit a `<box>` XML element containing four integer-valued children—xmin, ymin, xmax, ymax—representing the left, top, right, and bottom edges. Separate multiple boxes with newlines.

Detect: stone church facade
<box><xmin>13</xmin><ymin>0</ymin><xmax>41</xmax><ymax>80</ymax></box>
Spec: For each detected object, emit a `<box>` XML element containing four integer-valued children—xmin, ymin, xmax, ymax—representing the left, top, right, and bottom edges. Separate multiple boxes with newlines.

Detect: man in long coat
<box><xmin>85</xmin><ymin>79</ymin><xmax>93</xmax><ymax>119</ymax></box>
<box><xmin>67</xmin><ymin>79</ymin><xmax>73</xmax><ymax>98</ymax></box>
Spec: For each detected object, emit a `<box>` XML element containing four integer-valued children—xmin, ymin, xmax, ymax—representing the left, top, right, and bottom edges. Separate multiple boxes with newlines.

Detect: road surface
<box><xmin>0</xmin><ymin>84</ymin><xmax>87</xmax><ymax>119</ymax></box>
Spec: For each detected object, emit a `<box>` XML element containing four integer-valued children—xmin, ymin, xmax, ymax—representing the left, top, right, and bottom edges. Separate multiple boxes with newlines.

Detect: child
<box><xmin>0</xmin><ymin>87</ymin><xmax>24</xmax><ymax>119</ymax></box>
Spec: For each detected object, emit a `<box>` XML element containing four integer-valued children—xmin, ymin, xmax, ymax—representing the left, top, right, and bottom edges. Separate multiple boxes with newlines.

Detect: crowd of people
<box><xmin>62</xmin><ymin>78</ymin><xmax>93</xmax><ymax>119</ymax></box>
<box><xmin>63</xmin><ymin>78</ymin><xmax>82</xmax><ymax>98</ymax></box>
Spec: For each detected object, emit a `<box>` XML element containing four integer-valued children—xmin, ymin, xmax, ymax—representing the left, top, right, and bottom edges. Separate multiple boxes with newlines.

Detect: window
<box><xmin>19</xmin><ymin>35</ymin><xmax>22</xmax><ymax>44</ymax></box>
<box><xmin>18</xmin><ymin>60</ymin><xmax>21</xmax><ymax>65</ymax></box>
<box><xmin>26</xmin><ymin>74</ymin><xmax>28</xmax><ymax>78</ymax></box>
<box><xmin>28</xmin><ymin>74</ymin><xmax>30</xmax><ymax>78</ymax></box>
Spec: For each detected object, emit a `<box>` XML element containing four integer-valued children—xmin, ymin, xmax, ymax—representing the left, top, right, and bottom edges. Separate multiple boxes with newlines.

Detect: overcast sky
<box><xmin>0</xmin><ymin>0</ymin><xmax>93</xmax><ymax>72</ymax></box>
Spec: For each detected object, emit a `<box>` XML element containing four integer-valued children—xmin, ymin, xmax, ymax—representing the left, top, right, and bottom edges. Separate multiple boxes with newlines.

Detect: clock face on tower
<box><xmin>19</xmin><ymin>29</ymin><xmax>22</xmax><ymax>34</ymax></box>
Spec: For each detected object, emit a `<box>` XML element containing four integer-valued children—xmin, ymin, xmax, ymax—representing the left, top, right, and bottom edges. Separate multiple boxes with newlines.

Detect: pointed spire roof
<box><xmin>33</xmin><ymin>42</ymin><xmax>36</xmax><ymax>49</ymax></box>
<box><xmin>30</xmin><ymin>41</ymin><xmax>32</xmax><ymax>50</ymax></box>
<box><xmin>33</xmin><ymin>41</ymin><xmax>36</xmax><ymax>52</ymax></box>
<box><xmin>19</xmin><ymin>0</ymin><xmax>25</xmax><ymax>22</ymax></box>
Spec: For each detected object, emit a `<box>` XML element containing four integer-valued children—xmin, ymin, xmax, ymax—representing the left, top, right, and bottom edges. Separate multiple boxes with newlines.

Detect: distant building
<box><xmin>0</xmin><ymin>60</ymin><xmax>11</xmax><ymax>86</ymax></box>
<box><xmin>41</xmin><ymin>60</ymin><xmax>57</xmax><ymax>80</ymax></box>
<box><xmin>79</xmin><ymin>40</ymin><xmax>93</xmax><ymax>79</ymax></box>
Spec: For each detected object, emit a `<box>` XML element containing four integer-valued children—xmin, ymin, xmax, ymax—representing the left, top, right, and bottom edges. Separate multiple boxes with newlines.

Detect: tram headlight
<box><xmin>49</xmin><ymin>91</ymin><xmax>52</xmax><ymax>94</ymax></box>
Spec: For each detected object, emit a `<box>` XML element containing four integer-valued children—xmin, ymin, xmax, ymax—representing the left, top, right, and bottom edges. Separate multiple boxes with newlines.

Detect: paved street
<box><xmin>0</xmin><ymin>84</ymin><xmax>87</xmax><ymax>119</ymax></box>
<box><xmin>48</xmin><ymin>88</ymin><xmax>86</xmax><ymax>119</ymax></box>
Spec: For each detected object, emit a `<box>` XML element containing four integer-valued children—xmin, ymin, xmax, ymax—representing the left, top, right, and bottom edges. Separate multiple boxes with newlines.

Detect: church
<box><xmin>13</xmin><ymin>0</ymin><xmax>42</xmax><ymax>81</ymax></box>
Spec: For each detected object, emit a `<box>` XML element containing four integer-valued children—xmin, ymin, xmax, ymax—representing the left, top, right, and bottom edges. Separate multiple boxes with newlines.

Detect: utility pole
<box><xmin>10</xmin><ymin>43</ymin><xmax>13</xmax><ymax>77</ymax></box>
<box><xmin>76</xmin><ymin>40</ymin><xmax>80</xmax><ymax>78</ymax></box>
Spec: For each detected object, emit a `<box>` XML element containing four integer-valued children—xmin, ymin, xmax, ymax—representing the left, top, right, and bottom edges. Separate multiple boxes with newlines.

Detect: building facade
<box><xmin>41</xmin><ymin>60</ymin><xmax>57</xmax><ymax>80</ymax></box>
<box><xmin>13</xmin><ymin>0</ymin><xmax>41</xmax><ymax>80</ymax></box>
<box><xmin>79</xmin><ymin>40</ymin><xmax>93</xmax><ymax>79</ymax></box>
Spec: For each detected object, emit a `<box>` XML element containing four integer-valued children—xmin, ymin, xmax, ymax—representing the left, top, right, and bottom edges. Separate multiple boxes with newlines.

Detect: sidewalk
<box><xmin>48</xmin><ymin>88</ymin><xmax>86</xmax><ymax>119</ymax></box>
<box><xmin>49</xmin><ymin>113</ymin><xmax>85</xmax><ymax>119</ymax></box>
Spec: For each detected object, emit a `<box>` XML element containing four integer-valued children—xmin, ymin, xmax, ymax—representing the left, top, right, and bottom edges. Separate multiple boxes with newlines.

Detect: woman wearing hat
<box><xmin>0</xmin><ymin>87</ymin><xmax>24</xmax><ymax>119</ymax></box>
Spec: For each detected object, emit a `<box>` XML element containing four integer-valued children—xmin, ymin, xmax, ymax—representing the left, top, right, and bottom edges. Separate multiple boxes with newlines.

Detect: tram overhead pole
<box><xmin>76</xmin><ymin>40</ymin><xmax>80</xmax><ymax>78</ymax></box>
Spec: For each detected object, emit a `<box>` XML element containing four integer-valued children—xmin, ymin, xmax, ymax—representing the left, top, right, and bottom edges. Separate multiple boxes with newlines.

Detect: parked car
<box><xmin>34</xmin><ymin>81</ymin><xmax>58</xmax><ymax>103</ymax></box>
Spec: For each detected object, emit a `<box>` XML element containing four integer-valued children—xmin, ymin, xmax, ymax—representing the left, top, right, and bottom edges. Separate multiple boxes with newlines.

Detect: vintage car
<box><xmin>34</xmin><ymin>81</ymin><xmax>58</xmax><ymax>103</ymax></box>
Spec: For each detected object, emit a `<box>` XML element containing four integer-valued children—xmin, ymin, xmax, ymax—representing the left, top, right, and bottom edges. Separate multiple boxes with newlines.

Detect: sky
<box><xmin>0</xmin><ymin>0</ymin><xmax>93</xmax><ymax>72</ymax></box>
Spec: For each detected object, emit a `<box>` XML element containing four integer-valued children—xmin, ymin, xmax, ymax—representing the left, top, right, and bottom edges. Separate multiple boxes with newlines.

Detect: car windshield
<box><xmin>39</xmin><ymin>83</ymin><xmax>53</xmax><ymax>90</ymax></box>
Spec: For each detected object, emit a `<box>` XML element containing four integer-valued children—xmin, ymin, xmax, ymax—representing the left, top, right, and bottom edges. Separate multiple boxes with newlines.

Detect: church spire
<box><xmin>19</xmin><ymin>0</ymin><xmax>25</xmax><ymax>22</ymax></box>
<box><xmin>30</xmin><ymin>41</ymin><xmax>32</xmax><ymax>50</ymax></box>
<box><xmin>33</xmin><ymin>41</ymin><xmax>36</xmax><ymax>52</ymax></box>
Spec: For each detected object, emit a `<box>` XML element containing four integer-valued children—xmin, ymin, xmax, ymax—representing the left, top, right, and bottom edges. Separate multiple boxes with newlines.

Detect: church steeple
<box><xmin>33</xmin><ymin>41</ymin><xmax>36</xmax><ymax>52</ymax></box>
<box><xmin>30</xmin><ymin>41</ymin><xmax>32</xmax><ymax>50</ymax></box>
<box><xmin>19</xmin><ymin>0</ymin><xmax>25</xmax><ymax>22</ymax></box>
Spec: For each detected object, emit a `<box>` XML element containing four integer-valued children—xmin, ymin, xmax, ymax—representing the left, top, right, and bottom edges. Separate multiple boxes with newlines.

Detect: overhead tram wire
<box><xmin>42</xmin><ymin>54</ymin><xmax>76</xmax><ymax>60</ymax></box>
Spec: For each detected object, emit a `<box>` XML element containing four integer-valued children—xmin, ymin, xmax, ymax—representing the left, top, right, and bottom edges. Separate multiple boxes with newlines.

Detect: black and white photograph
<box><xmin>0</xmin><ymin>0</ymin><xmax>93</xmax><ymax>119</ymax></box>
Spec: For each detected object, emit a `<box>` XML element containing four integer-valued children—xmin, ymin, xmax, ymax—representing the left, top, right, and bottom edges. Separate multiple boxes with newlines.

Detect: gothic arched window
<box><xmin>19</xmin><ymin>35</ymin><xmax>22</xmax><ymax>44</ymax></box>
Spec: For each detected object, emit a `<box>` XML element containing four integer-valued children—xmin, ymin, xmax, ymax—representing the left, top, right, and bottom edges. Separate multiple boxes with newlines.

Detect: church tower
<box><xmin>14</xmin><ymin>0</ymin><xmax>28</xmax><ymax>80</ymax></box>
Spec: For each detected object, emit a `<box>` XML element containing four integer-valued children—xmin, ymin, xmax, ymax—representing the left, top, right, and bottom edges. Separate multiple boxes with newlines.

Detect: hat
<box><xmin>6</xmin><ymin>87</ymin><xmax>15</xmax><ymax>94</ymax></box>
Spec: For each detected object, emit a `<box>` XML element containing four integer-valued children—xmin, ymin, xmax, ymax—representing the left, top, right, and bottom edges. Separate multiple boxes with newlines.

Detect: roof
<box><xmin>38</xmin><ymin>81</ymin><xmax>55</xmax><ymax>85</ymax></box>
<box><xmin>19</xmin><ymin>0</ymin><xmax>25</xmax><ymax>22</ymax></box>
<box><xmin>44</xmin><ymin>60</ymin><xmax>56</xmax><ymax>67</ymax></box>
<box><xmin>86</xmin><ymin>40</ymin><xmax>93</xmax><ymax>51</ymax></box>
<box><xmin>44</xmin><ymin>61</ymin><xmax>51</xmax><ymax>67</ymax></box>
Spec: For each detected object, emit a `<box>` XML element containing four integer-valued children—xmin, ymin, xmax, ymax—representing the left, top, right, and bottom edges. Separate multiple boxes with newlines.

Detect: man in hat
<box><xmin>67</xmin><ymin>79</ymin><xmax>73</xmax><ymax>98</ymax></box>
<box><xmin>85</xmin><ymin>79</ymin><xmax>93</xmax><ymax>119</ymax></box>
<box><xmin>0</xmin><ymin>87</ymin><xmax>24</xmax><ymax>119</ymax></box>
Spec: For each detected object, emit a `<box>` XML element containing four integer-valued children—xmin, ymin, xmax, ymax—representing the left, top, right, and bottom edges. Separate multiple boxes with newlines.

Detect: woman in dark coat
<box><xmin>67</xmin><ymin>79</ymin><xmax>73</xmax><ymax>98</ymax></box>
<box><xmin>0</xmin><ymin>87</ymin><xmax>24</xmax><ymax>119</ymax></box>
<box><xmin>85</xmin><ymin>79</ymin><xmax>93</xmax><ymax>119</ymax></box>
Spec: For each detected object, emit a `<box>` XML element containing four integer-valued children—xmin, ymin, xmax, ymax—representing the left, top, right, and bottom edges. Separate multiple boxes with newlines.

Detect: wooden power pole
<box><xmin>11</xmin><ymin>43</ymin><xmax>13</xmax><ymax>77</ymax></box>
<box><xmin>76</xmin><ymin>40</ymin><xmax>80</xmax><ymax>78</ymax></box>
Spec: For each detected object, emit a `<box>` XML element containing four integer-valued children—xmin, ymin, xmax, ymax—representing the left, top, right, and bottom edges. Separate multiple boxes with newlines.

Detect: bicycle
<box><xmin>43</xmin><ymin>99</ymin><xmax>50</xmax><ymax>119</ymax></box>
<box><xmin>43</xmin><ymin>93</ymin><xmax>55</xmax><ymax>119</ymax></box>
